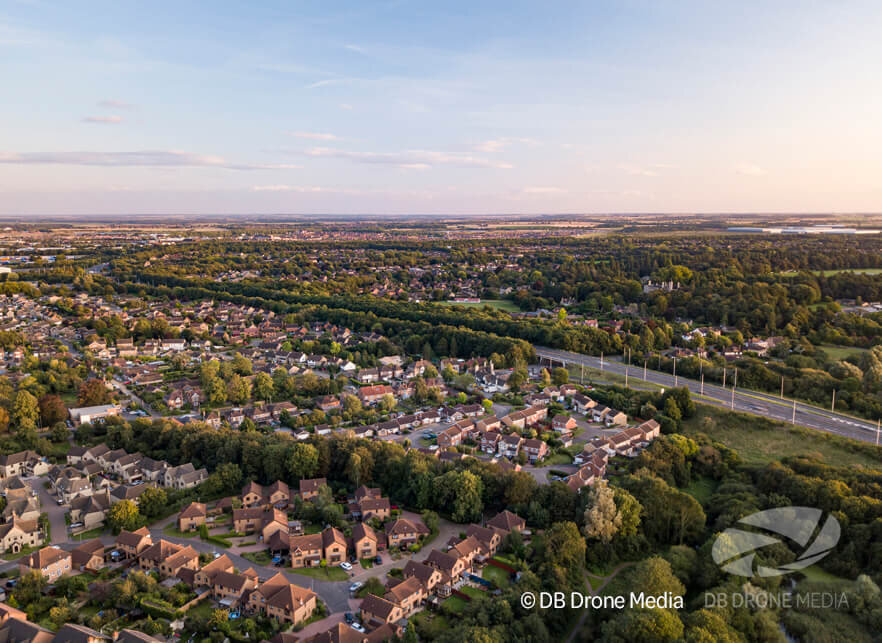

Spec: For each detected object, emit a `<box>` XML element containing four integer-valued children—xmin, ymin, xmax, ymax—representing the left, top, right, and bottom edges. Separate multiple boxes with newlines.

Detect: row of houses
<box><xmin>358</xmin><ymin>510</ymin><xmax>526</xmax><ymax>628</ymax></box>
<box><xmin>0</xmin><ymin>602</ymin><xmax>161</xmax><ymax>643</ymax></box>
<box><xmin>566</xmin><ymin>419</ymin><xmax>661</xmax><ymax>491</ymax></box>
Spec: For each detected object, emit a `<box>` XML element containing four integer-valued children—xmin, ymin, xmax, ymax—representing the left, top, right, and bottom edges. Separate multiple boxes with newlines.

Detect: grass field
<box><xmin>682</xmin><ymin>404</ymin><xmax>882</xmax><ymax>469</ymax></box>
<box><xmin>543</xmin><ymin>452</ymin><xmax>573</xmax><ymax>466</ymax></box>
<box><xmin>288</xmin><ymin>565</ymin><xmax>349</xmax><ymax>581</ymax></box>
<box><xmin>242</xmin><ymin>550</ymin><xmax>272</xmax><ymax>565</ymax></box>
<box><xmin>799</xmin><ymin>565</ymin><xmax>849</xmax><ymax>585</ymax></box>
<box><xmin>779</xmin><ymin>268</ymin><xmax>882</xmax><ymax>277</ymax></box>
<box><xmin>439</xmin><ymin>299</ymin><xmax>523</xmax><ymax>313</ymax></box>
<box><xmin>481</xmin><ymin>565</ymin><xmax>511</xmax><ymax>588</ymax></box>
<box><xmin>818</xmin><ymin>344</ymin><xmax>870</xmax><ymax>361</ymax></box>
<box><xmin>682</xmin><ymin>476</ymin><xmax>717</xmax><ymax>505</ymax></box>
<box><xmin>443</xmin><ymin>596</ymin><xmax>468</xmax><ymax>615</ymax></box>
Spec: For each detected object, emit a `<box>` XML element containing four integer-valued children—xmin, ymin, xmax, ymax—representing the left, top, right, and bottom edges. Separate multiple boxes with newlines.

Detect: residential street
<box><xmin>24</xmin><ymin>476</ymin><xmax>67</xmax><ymax>545</ymax></box>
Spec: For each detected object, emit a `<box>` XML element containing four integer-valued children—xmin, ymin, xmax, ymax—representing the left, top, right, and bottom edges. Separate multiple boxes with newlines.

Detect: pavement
<box><xmin>535</xmin><ymin>346</ymin><xmax>882</xmax><ymax>444</ymax></box>
<box><xmin>23</xmin><ymin>476</ymin><xmax>68</xmax><ymax>545</ymax></box>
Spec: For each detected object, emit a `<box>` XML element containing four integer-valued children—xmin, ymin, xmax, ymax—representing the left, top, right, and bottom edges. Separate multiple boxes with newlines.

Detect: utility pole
<box><xmin>700</xmin><ymin>372</ymin><xmax>704</xmax><ymax>395</ymax></box>
<box><xmin>600</xmin><ymin>352</ymin><xmax>604</xmax><ymax>372</ymax></box>
<box><xmin>792</xmin><ymin>399</ymin><xmax>796</xmax><ymax>423</ymax></box>
<box><xmin>780</xmin><ymin>375</ymin><xmax>784</xmax><ymax>399</ymax></box>
<box><xmin>673</xmin><ymin>357</ymin><xmax>677</xmax><ymax>387</ymax></box>
<box><xmin>643</xmin><ymin>359</ymin><xmax>647</xmax><ymax>381</ymax></box>
<box><xmin>831</xmin><ymin>389</ymin><xmax>836</xmax><ymax>412</ymax></box>
<box><xmin>731</xmin><ymin>368</ymin><xmax>737</xmax><ymax>410</ymax></box>
<box><xmin>580</xmin><ymin>362</ymin><xmax>584</xmax><ymax>385</ymax></box>
<box><xmin>722</xmin><ymin>368</ymin><xmax>727</xmax><ymax>389</ymax></box>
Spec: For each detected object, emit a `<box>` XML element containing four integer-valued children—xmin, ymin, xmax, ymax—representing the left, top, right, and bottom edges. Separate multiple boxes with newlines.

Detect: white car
<box><xmin>340</xmin><ymin>562</ymin><xmax>353</xmax><ymax>571</ymax></box>
<box><xmin>349</xmin><ymin>581</ymin><xmax>363</xmax><ymax>592</ymax></box>
<box><xmin>351</xmin><ymin>623</ymin><xmax>366</xmax><ymax>633</ymax></box>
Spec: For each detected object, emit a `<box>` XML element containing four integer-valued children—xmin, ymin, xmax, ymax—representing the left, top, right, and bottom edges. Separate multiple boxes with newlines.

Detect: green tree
<box><xmin>12</xmin><ymin>390</ymin><xmax>39</xmax><ymax>428</ymax></box>
<box><xmin>107</xmin><ymin>499</ymin><xmax>142</xmax><ymax>533</ymax></box>
<box><xmin>253</xmin><ymin>372</ymin><xmax>274</xmax><ymax>402</ymax></box>
<box><xmin>137</xmin><ymin>486</ymin><xmax>168</xmax><ymax>520</ymax></box>
<box><xmin>583</xmin><ymin>480</ymin><xmax>621</xmax><ymax>543</ymax></box>
<box><xmin>551</xmin><ymin>367</ymin><xmax>569</xmax><ymax>385</ymax></box>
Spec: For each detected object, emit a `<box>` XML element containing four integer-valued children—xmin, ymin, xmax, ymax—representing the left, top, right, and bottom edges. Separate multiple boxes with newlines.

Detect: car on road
<box><xmin>340</xmin><ymin>561</ymin><xmax>352</xmax><ymax>571</ymax></box>
<box><xmin>351</xmin><ymin>623</ymin><xmax>366</xmax><ymax>633</ymax></box>
<box><xmin>349</xmin><ymin>581</ymin><xmax>363</xmax><ymax>593</ymax></box>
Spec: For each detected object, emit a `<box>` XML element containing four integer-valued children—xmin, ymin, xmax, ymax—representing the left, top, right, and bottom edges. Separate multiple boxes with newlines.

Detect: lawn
<box><xmin>798</xmin><ymin>565</ymin><xmax>850</xmax><ymax>586</ymax></box>
<box><xmin>460</xmin><ymin>586</ymin><xmax>486</xmax><ymax>600</ymax></box>
<box><xmin>359</xmin><ymin>558</ymin><xmax>374</xmax><ymax>569</ymax></box>
<box><xmin>242</xmin><ymin>550</ymin><xmax>272</xmax><ymax>566</ymax></box>
<box><xmin>71</xmin><ymin>526</ymin><xmax>106</xmax><ymax>541</ymax></box>
<box><xmin>481</xmin><ymin>564</ymin><xmax>510</xmax><ymax>588</ymax></box>
<box><xmin>442</xmin><ymin>595</ymin><xmax>469</xmax><ymax>615</ymax></box>
<box><xmin>288</xmin><ymin>566</ymin><xmax>349</xmax><ymax>582</ymax></box>
<box><xmin>543</xmin><ymin>452</ymin><xmax>573</xmax><ymax>466</ymax></box>
<box><xmin>438</xmin><ymin>299</ymin><xmax>523</xmax><ymax>313</ymax></box>
<box><xmin>682</xmin><ymin>476</ymin><xmax>717</xmax><ymax>505</ymax></box>
<box><xmin>412</xmin><ymin>611</ymin><xmax>449</xmax><ymax>639</ymax></box>
<box><xmin>818</xmin><ymin>344</ymin><xmax>869</xmax><ymax>361</ymax></box>
<box><xmin>163</xmin><ymin>525</ymin><xmax>198</xmax><ymax>538</ymax></box>
<box><xmin>681</xmin><ymin>404</ymin><xmax>882</xmax><ymax>469</ymax></box>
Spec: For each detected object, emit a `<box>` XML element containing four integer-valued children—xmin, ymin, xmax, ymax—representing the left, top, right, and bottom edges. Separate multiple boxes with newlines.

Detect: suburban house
<box><xmin>351</xmin><ymin>522</ymin><xmax>381</xmax><ymax>559</ymax></box>
<box><xmin>116</xmin><ymin>527</ymin><xmax>153</xmax><ymax>559</ymax></box>
<box><xmin>299</xmin><ymin>477</ymin><xmax>327</xmax><ymax>501</ymax></box>
<box><xmin>386</xmin><ymin>517</ymin><xmax>430</xmax><ymax>549</ymax></box>
<box><xmin>20</xmin><ymin>546</ymin><xmax>72</xmax><ymax>581</ymax></box>
<box><xmin>178</xmin><ymin>502</ymin><xmax>207</xmax><ymax>532</ymax></box>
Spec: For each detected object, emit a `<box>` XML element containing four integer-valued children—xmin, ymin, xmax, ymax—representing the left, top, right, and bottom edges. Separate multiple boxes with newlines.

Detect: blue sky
<box><xmin>2</xmin><ymin>1</ymin><xmax>882</xmax><ymax>215</ymax></box>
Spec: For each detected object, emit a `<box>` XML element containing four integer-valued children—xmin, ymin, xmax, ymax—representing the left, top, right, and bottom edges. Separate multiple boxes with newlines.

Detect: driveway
<box><xmin>24</xmin><ymin>476</ymin><xmax>67</xmax><ymax>545</ymax></box>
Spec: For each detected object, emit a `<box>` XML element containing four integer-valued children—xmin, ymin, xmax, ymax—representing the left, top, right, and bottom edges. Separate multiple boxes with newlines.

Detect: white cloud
<box><xmin>98</xmin><ymin>99</ymin><xmax>135</xmax><ymax>109</ymax></box>
<box><xmin>344</xmin><ymin>44</ymin><xmax>366</xmax><ymax>54</ymax></box>
<box><xmin>287</xmin><ymin>131</ymin><xmax>340</xmax><ymax>141</ymax></box>
<box><xmin>304</xmin><ymin>147</ymin><xmax>513</xmax><ymax>169</ymax></box>
<box><xmin>473</xmin><ymin>137</ymin><xmax>538</xmax><ymax>153</ymax></box>
<box><xmin>735</xmin><ymin>163</ymin><xmax>766</xmax><ymax>176</ymax></box>
<box><xmin>0</xmin><ymin>150</ymin><xmax>300</xmax><ymax>171</ymax></box>
<box><xmin>339</xmin><ymin>103</ymin><xmax>354</xmax><ymax>110</ymax></box>
<box><xmin>82</xmin><ymin>115</ymin><xmax>123</xmax><ymax>124</ymax></box>
<box><xmin>619</xmin><ymin>163</ymin><xmax>661</xmax><ymax>177</ymax></box>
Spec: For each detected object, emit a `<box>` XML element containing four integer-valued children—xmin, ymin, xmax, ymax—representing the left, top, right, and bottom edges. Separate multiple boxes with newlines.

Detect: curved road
<box><xmin>535</xmin><ymin>346</ymin><xmax>882</xmax><ymax>444</ymax></box>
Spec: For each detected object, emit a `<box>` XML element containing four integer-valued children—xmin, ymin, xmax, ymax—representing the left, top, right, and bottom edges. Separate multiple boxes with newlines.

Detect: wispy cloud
<box><xmin>304</xmin><ymin>147</ymin><xmax>513</xmax><ymax>169</ymax></box>
<box><xmin>344</xmin><ymin>44</ymin><xmax>366</xmax><ymax>54</ymax></box>
<box><xmin>82</xmin><ymin>115</ymin><xmax>123</xmax><ymax>124</ymax></box>
<box><xmin>618</xmin><ymin>163</ymin><xmax>674</xmax><ymax>177</ymax></box>
<box><xmin>98</xmin><ymin>99</ymin><xmax>135</xmax><ymax>110</ymax></box>
<box><xmin>473</xmin><ymin>137</ymin><xmax>538</xmax><ymax>153</ymax></box>
<box><xmin>306</xmin><ymin>78</ymin><xmax>355</xmax><ymax>89</ymax></box>
<box><xmin>735</xmin><ymin>163</ymin><xmax>766</xmax><ymax>176</ymax></box>
<box><xmin>287</xmin><ymin>131</ymin><xmax>341</xmax><ymax>141</ymax></box>
<box><xmin>0</xmin><ymin>150</ymin><xmax>300</xmax><ymax>171</ymax></box>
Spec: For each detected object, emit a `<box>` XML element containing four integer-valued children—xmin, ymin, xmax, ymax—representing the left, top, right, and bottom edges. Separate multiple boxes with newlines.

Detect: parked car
<box><xmin>340</xmin><ymin>561</ymin><xmax>352</xmax><ymax>571</ymax></box>
<box><xmin>344</xmin><ymin>612</ymin><xmax>354</xmax><ymax>624</ymax></box>
<box><xmin>352</xmin><ymin>623</ymin><xmax>366</xmax><ymax>633</ymax></box>
<box><xmin>374</xmin><ymin>555</ymin><xmax>383</xmax><ymax>565</ymax></box>
<box><xmin>349</xmin><ymin>581</ymin><xmax>363</xmax><ymax>593</ymax></box>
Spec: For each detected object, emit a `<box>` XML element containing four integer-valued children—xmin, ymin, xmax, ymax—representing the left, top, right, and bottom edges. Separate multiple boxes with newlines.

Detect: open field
<box><xmin>438</xmin><ymin>299</ymin><xmax>523</xmax><ymax>313</ymax></box>
<box><xmin>681</xmin><ymin>404</ymin><xmax>882</xmax><ymax>469</ymax></box>
<box><xmin>818</xmin><ymin>344</ymin><xmax>870</xmax><ymax>361</ymax></box>
<box><xmin>682</xmin><ymin>476</ymin><xmax>717</xmax><ymax>505</ymax></box>
<box><xmin>778</xmin><ymin>268</ymin><xmax>882</xmax><ymax>276</ymax></box>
